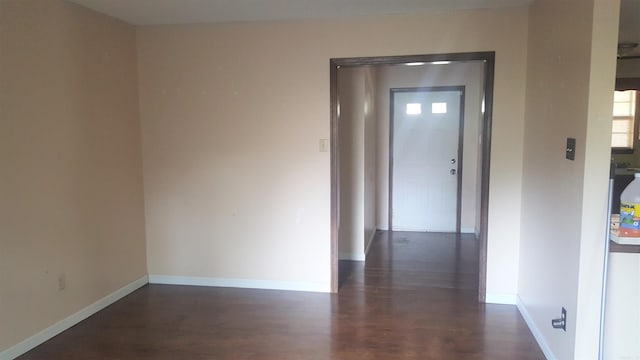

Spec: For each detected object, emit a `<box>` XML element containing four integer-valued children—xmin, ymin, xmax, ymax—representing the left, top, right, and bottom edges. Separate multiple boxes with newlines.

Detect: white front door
<box><xmin>391</xmin><ymin>88</ymin><xmax>462</xmax><ymax>232</ymax></box>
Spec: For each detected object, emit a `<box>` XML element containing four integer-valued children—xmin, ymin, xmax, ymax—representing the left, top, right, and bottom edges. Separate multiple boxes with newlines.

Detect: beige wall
<box><xmin>336</xmin><ymin>66</ymin><xmax>377</xmax><ymax>260</ymax></box>
<box><xmin>575</xmin><ymin>0</ymin><xmax>620</xmax><ymax>357</ymax></box>
<box><xmin>363</xmin><ymin>67</ymin><xmax>378</xmax><ymax>254</ymax></box>
<box><xmin>337</xmin><ymin>67</ymin><xmax>366</xmax><ymax>259</ymax></box>
<box><xmin>374</xmin><ymin>62</ymin><xmax>484</xmax><ymax>234</ymax></box>
<box><xmin>137</xmin><ymin>8</ymin><xmax>529</xmax><ymax>295</ymax></box>
<box><xmin>0</xmin><ymin>0</ymin><xmax>147</xmax><ymax>353</ymax></box>
<box><xmin>518</xmin><ymin>0</ymin><xmax>619</xmax><ymax>358</ymax></box>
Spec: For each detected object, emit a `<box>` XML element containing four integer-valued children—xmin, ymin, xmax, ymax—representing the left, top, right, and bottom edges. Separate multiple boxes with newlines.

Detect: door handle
<box><xmin>450</xmin><ymin>158</ymin><xmax>456</xmax><ymax>164</ymax></box>
<box><xmin>450</xmin><ymin>169</ymin><xmax>457</xmax><ymax>175</ymax></box>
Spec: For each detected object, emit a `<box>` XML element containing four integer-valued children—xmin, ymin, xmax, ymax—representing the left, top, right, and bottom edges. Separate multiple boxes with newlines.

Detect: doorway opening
<box><xmin>330</xmin><ymin>52</ymin><xmax>495</xmax><ymax>302</ymax></box>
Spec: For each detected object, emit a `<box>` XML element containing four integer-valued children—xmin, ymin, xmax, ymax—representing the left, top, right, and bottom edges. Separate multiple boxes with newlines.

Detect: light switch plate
<box><xmin>319</xmin><ymin>139</ymin><xmax>329</xmax><ymax>152</ymax></box>
<box><xmin>566</xmin><ymin>138</ymin><xmax>576</xmax><ymax>160</ymax></box>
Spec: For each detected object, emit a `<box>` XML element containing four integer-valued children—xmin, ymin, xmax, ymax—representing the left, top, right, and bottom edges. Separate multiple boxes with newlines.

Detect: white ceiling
<box><xmin>67</xmin><ymin>0</ymin><xmax>639</xmax><ymax>57</ymax></box>
<box><xmin>619</xmin><ymin>0</ymin><xmax>640</xmax><ymax>57</ymax></box>
<box><xmin>66</xmin><ymin>0</ymin><xmax>533</xmax><ymax>25</ymax></box>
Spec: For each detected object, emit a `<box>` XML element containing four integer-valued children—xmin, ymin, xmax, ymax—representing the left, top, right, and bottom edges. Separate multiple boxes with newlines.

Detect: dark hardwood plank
<box><xmin>18</xmin><ymin>231</ymin><xmax>544</xmax><ymax>360</ymax></box>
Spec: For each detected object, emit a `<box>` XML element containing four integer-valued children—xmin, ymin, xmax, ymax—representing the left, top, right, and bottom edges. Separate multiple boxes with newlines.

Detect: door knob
<box><xmin>450</xmin><ymin>159</ymin><xmax>456</xmax><ymax>164</ymax></box>
<box><xmin>450</xmin><ymin>169</ymin><xmax>457</xmax><ymax>175</ymax></box>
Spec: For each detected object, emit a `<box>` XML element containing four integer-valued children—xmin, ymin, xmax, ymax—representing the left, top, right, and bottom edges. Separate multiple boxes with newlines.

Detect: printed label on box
<box><xmin>619</xmin><ymin>202</ymin><xmax>640</xmax><ymax>237</ymax></box>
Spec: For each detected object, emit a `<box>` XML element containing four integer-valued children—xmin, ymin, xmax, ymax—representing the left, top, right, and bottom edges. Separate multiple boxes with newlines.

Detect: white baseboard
<box><xmin>339</xmin><ymin>252</ymin><xmax>366</xmax><ymax>261</ymax></box>
<box><xmin>516</xmin><ymin>296</ymin><xmax>557</xmax><ymax>360</ymax></box>
<box><xmin>148</xmin><ymin>275</ymin><xmax>330</xmax><ymax>293</ymax></box>
<box><xmin>391</xmin><ymin>226</ymin><xmax>473</xmax><ymax>233</ymax></box>
<box><xmin>391</xmin><ymin>225</ymin><xmax>429</xmax><ymax>232</ymax></box>
<box><xmin>485</xmin><ymin>293</ymin><xmax>517</xmax><ymax>305</ymax></box>
<box><xmin>364</xmin><ymin>230</ymin><xmax>376</xmax><ymax>258</ymax></box>
<box><xmin>376</xmin><ymin>225</ymin><xmax>475</xmax><ymax>234</ymax></box>
<box><xmin>340</xmin><ymin>229</ymin><xmax>376</xmax><ymax>262</ymax></box>
<box><xmin>0</xmin><ymin>276</ymin><xmax>148</xmax><ymax>360</ymax></box>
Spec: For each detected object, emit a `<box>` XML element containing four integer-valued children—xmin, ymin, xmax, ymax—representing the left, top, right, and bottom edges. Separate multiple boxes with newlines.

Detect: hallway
<box><xmin>19</xmin><ymin>231</ymin><xmax>544</xmax><ymax>360</ymax></box>
<box><xmin>335</xmin><ymin>230</ymin><xmax>542</xmax><ymax>359</ymax></box>
<box><xmin>339</xmin><ymin>231</ymin><xmax>479</xmax><ymax>291</ymax></box>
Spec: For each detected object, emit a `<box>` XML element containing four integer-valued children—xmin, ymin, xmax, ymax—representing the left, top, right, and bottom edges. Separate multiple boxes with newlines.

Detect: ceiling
<box><xmin>68</xmin><ymin>0</ymin><xmax>639</xmax><ymax>57</ymax></box>
<box><xmin>619</xmin><ymin>0</ymin><xmax>640</xmax><ymax>57</ymax></box>
<box><xmin>66</xmin><ymin>0</ymin><xmax>533</xmax><ymax>25</ymax></box>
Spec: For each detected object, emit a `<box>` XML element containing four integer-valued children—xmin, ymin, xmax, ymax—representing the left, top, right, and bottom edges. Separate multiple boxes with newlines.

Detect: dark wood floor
<box><xmin>18</xmin><ymin>231</ymin><xmax>544</xmax><ymax>359</ymax></box>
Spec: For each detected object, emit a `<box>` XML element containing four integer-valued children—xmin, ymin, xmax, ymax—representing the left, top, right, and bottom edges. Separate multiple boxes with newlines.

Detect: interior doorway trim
<box><xmin>330</xmin><ymin>52</ymin><xmax>495</xmax><ymax>303</ymax></box>
<box><xmin>388</xmin><ymin>86</ymin><xmax>466</xmax><ymax>233</ymax></box>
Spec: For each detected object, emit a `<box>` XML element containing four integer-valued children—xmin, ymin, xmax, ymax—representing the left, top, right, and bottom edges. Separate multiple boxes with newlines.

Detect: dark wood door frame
<box><xmin>330</xmin><ymin>52</ymin><xmax>495</xmax><ymax>303</ymax></box>
<box><xmin>388</xmin><ymin>86</ymin><xmax>466</xmax><ymax>234</ymax></box>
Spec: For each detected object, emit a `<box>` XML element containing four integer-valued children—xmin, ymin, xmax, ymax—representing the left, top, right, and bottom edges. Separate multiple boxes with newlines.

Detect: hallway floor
<box><xmin>18</xmin><ymin>231</ymin><xmax>544</xmax><ymax>359</ymax></box>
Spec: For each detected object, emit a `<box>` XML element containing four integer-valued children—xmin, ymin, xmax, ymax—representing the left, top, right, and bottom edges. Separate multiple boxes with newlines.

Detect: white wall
<box><xmin>374</xmin><ymin>62</ymin><xmax>484</xmax><ymax>234</ymax></box>
<box><xmin>137</xmin><ymin>8</ymin><xmax>529</xmax><ymax>296</ymax></box>
<box><xmin>604</xmin><ymin>253</ymin><xmax>640</xmax><ymax>359</ymax></box>
<box><xmin>518</xmin><ymin>0</ymin><xmax>619</xmax><ymax>359</ymax></box>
